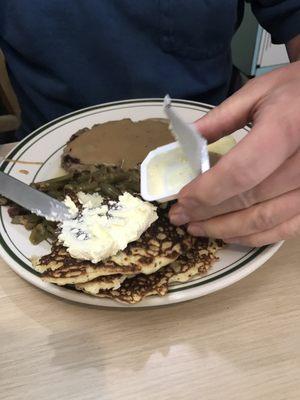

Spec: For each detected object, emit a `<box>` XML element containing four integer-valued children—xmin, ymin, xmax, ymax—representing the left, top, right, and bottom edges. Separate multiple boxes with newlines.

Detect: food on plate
<box><xmin>2</xmin><ymin>118</ymin><xmax>227</xmax><ymax>304</ymax></box>
<box><xmin>4</xmin><ymin>165</ymin><xmax>140</xmax><ymax>245</ymax></box>
<box><xmin>33</xmin><ymin>202</ymin><xmax>194</xmax><ymax>286</ymax></box>
<box><xmin>62</xmin><ymin>118</ymin><xmax>235</xmax><ymax>173</ymax></box>
<box><xmin>6</xmin><ymin>204</ymin><xmax>57</xmax><ymax>245</ymax></box>
<box><xmin>208</xmin><ymin>135</ymin><xmax>236</xmax><ymax>157</ymax></box>
<box><xmin>62</xmin><ymin>119</ymin><xmax>173</xmax><ymax>172</ymax></box>
<box><xmin>81</xmin><ymin>238</ymin><xmax>221</xmax><ymax>304</ymax></box>
<box><xmin>59</xmin><ymin>191</ymin><xmax>158</xmax><ymax>263</ymax></box>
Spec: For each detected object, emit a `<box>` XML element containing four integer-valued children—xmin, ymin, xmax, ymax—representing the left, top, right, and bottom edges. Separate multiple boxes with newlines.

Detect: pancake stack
<box><xmin>33</xmin><ymin>203</ymin><xmax>222</xmax><ymax>304</ymax></box>
<box><xmin>31</xmin><ymin>119</ymin><xmax>224</xmax><ymax>304</ymax></box>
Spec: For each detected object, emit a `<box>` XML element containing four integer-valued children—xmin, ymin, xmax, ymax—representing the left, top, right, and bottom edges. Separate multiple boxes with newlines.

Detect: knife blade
<box><xmin>0</xmin><ymin>171</ymin><xmax>72</xmax><ymax>222</ymax></box>
<box><xmin>163</xmin><ymin>94</ymin><xmax>210</xmax><ymax>174</ymax></box>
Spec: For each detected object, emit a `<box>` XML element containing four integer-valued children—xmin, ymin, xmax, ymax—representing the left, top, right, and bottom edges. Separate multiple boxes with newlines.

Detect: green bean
<box><xmin>46</xmin><ymin>190</ymin><xmax>65</xmax><ymax>200</ymax></box>
<box><xmin>45</xmin><ymin>224</ymin><xmax>57</xmax><ymax>241</ymax></box>
<box><xmin>95</xmin><ymin>164</ymin><xmax>108</xmax><ymax>172</ymax></box>
<box><xmin>0</xmin><ymin>196</ymin><xmax>9</xmax><ymax>206</ymax></box>
<box><xmin>69</xmin><ymin>181</ymin><xmax>100</xmax><ymax>192</ymax></box>
<box><xmin>27</xmin><ymin>214</ymin><xmax>42</xmax><ymax>223</ymax></box>
<box><xmin>35</xmin><ymin>182</ymin><xmax>68</xmax><ymax>194</ymax></box>
<box><xmin>24</xmin><ymin>215</ymin><xmax>43</xmax><ymax>230</ymax></box>
<box><xmin>32</xmin><ymin>175</ymin><xmax>74</xmax><ymax>194</ymax></box>
<box><xmin>88</xmin><ymin>172</ymin><xmax>110</xmax><ymax>184</ymax></box>
<box><xmin>25</xmin><ymin>221</ymin><xmax>37</xmax><ymax>231</ymax></box>
<box><xmin>90</xmin><ymin>174</ymin><xmax>108</xmax><ymax>184</ymax></box>
<box><xmin>125</xmin><ymin>179</ymin><xmax>140</xmax><ymax>192</ymax></box>
<box><xmin>75</xmin><ymin>171</ymin><xmax>92</xmax><ymax>183</ymax></box>
<box><xmin>14</xmin><ymin>214</ymin><xmax>42</xmax><ymax>230</ymax></box>
<box><xmin>45</xmin><ymin>223</ymin><xmax>56</xmax><ymax>235</ymax></box>
<box><xmin>63</xmin><ymin>183</ymin><xmax>79</xmax><ymax>191</ymax></box>
<box><xmin>46</xmin><ymin>231</ymin><xmax>57</xmax><ymax>241</ymax></box>
<box><xmin>5</xmin><ymin>163</ymin><xmax>144</xmax><ymax>246</ymax></box>
<box><xmin>47</xmin><ymin>221</ymin><xmax>58</xmax><ymax>228</ymax></box>
<box><xmin>29</xmin><ymin>223</ymin><xmax>48</xmax><ymax>245</ymax></box>
<box><xmin>91</xmin><ymin>168</ymin><xmax>128</xmax><ymax>184</ymax></box>
<box><xmin>25</xmin><ymin>222</ymin><xmax>38</xmax><ymax>231</ymax></box>
<box><xmin>106</xmin><ymin>172</ymin><xmax>128</xmax><ymax>184</ymax></box>
<box><xmin>100</xmin><ymin>183</ymin><xmax>120</xmax><ymax>199</ymax></box>
<box><xmin>128</xmin><ymin>168</ymin><xmax>139</xmax><ymax>178</ymax></box>
<box><xmin>35</xmin><ymin>173</ymin><xmax>73</xmax><ymax>186</ymax></box>
<box><xmin>116</xmin><ymin>183</ymin><xmax>128</xmax><ymax>194</ymax></box>
<box><xmin>11</xmin><ymin>215</ymin><xmax>29</xmax><ymax>225</ymax></box>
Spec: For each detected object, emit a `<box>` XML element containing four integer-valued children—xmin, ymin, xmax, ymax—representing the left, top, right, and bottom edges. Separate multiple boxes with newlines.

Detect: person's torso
<box><xmin>0</xmin><ymin>0</ymin><xmax>243</xmax><ymax>138</ymax></box>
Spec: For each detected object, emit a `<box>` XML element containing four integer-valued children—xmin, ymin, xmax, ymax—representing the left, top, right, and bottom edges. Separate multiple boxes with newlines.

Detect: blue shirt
<box><xmin>0</xmin><ymin>0</ymin><xmax>299</xmax><ymax>139</ymax></box>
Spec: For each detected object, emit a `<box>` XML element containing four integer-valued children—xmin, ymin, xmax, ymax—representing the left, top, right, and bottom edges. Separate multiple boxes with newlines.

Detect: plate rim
<box><xmin>0</xmin><ymin>98</ymin><xmax>216</xmax><ymax>171</ymax></box>
<box><xmin>0</xmin><ymin>98</ymin><xmax>283</xmax><ymax>307</ymax></box>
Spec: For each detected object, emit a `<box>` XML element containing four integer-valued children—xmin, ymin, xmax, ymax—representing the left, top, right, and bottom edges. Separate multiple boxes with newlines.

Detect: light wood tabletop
<box><xmin>0</xmin><ymin>143</ymin><xmax>299</xmax><ymax>400</ymax></box>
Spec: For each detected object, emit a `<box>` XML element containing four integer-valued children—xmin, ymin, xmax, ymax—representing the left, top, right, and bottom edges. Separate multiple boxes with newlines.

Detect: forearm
<box><xmin>286</xmin><ymin>34</ymin><xmax>300</xmax><ymax>62</ymax></box>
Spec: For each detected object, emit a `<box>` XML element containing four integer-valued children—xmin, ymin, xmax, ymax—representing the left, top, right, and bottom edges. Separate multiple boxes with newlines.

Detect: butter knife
<box><xmin>0</xmin><ymin>171</ymin><xmax>72</xmax><ymax>222</ymax></box>
<box><xmin>163</xmin><ymin>94</ymin><xmax>210</xmax><ymax>173</ymax></box>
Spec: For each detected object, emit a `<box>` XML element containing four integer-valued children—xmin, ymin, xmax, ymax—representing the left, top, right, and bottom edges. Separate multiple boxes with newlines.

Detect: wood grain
<box><xmin>0</xmin><ymin>144</ymin><xmax>299</xmax><ymax>400</ymax></box>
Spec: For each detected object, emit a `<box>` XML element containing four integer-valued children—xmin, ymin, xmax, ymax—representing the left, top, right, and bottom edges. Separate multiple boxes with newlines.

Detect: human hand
<box><xmin>169</xmin><ymin>61</ymin><xmax>300</xmax><ymax>246</ymax></box>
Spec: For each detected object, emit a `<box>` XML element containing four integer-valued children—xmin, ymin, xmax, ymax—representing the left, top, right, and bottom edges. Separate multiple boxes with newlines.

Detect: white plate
<box><xmin>0</xmin><ymin>99</ymin><xmax>282</xmax><ymax>307</ymax></box>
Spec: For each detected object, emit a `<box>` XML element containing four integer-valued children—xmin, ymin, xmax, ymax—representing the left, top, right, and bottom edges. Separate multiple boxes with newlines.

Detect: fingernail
<box><xmin>169</xmin><ymin>212</ymin><xmax>190</xmax><ymax>226</ymax></box>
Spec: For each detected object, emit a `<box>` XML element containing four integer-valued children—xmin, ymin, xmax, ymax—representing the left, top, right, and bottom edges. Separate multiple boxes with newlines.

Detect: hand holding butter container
<box><xmin>141</xmin><ymin>137</ymin><xmax>236</xmax><ymax>202</ymax></box>
<box><xmin>140</xmin><ymin>96</ymin><xmax>236</xmax><ymax>202</ymax></box>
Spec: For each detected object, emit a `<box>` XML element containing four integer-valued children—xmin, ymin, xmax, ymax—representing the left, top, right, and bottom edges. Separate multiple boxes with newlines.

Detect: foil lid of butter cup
<box><xmin>163</xmin><ymin>94</ymin><xmax>210</xmax><ymax>174</ymax></box>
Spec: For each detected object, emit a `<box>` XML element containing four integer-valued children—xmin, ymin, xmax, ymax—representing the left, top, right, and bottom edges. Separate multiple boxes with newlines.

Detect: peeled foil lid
<box><xmin>163</xmin><ymin>94</ymin><xmax>210</xmax><ymax>174</ymax></box>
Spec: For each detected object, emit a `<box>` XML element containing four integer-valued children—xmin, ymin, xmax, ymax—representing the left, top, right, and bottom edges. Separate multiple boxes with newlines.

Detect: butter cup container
<box><xmin>140</xmin><ymin>142</ymin><xmax>197</xmax><ymax>203</ymax></box>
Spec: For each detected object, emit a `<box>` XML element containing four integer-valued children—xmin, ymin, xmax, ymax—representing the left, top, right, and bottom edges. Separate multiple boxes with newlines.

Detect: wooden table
<box><xmin>0</xmin><ymin>143</ymin><xmax>299</xmax><ymax>400</ymax></box>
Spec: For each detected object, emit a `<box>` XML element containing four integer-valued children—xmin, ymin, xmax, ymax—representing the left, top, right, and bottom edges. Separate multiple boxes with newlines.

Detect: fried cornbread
<box><xmin>33</xmin><ymin>203</ymin><xmax>194</xmax><ymax>286</ymax></box>
<box><xmin>83</xmin><ymin>238</ymin><xmax>222</xmax><ymax>304</ymax></box>
<box><xmin>6</xmin><ymin>118</ymin><xmax>226</xmax><ymax>304</ymax></box>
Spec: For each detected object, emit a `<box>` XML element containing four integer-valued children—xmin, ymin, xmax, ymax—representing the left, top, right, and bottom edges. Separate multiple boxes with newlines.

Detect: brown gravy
<box><xmin>64</xmin><ymin>118</ymin><xmax>173</xmax><ymax>170</ymax></box>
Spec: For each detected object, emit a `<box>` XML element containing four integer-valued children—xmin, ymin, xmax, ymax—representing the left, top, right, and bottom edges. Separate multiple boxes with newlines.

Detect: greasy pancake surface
<box><xmin>34</xmin><ymin>204</ymin><xmax>193</xmax><ymax>285</ymax></box>
<box><xmin>96</xmin><ymin>268</ymin><xmax>171</xmax><ymax>303</ymax></box>
<box><xmin>76</xmin><ymin>274</ymin><xmax>127</xmax><ymax>294</ymax></box>
<box><xmin>168</xmin><ymin>238</ymin><xmax>222</xmax><ymax>284</ymax></box>
<box><xmin>111</xmin><ymin>204</ymin><xmax>192</xmax><ymax>271</ymax></box>
<box><xmin>33</xmin><ymin>246</ymin><xmax>138</xmax><ymax>285</ymax></box>
<box><xmin>76</xmin><ymin>238</ymin><xmax>222</xmax><ymax>298</ymax></box>
<box><xmin>91</xmin><ymin>238</ymin><xmax>222</xmax><ymax>304</ymax></box>
<box><xmin>62</xmin><ymin>119</ymin><xmax>173</xmax><ymax>171</ymax></box>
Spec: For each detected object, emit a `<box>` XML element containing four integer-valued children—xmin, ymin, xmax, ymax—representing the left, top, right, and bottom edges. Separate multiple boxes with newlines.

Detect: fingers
<box><xmin>170</xmin><ymin>191</ymin><xmax>252</xmax><ymax>225</ymax></box>
<box><xmin>169</xmin><ymin>149</ymin><xmax>300</xmax><ymax>224</ymax></box>
<box><xmin>181</xmin><ymin>115</ymin><xmax>298</xmax><ymax>209</ymax></box>
<box><xmin>194</xmin><ymin>78</ymin><xmax>262</xmax><ymax>143</ymax></box>
<box><xmin>225</xmin><ymin>213</ymin><xmax>300</xmax><ymax>247</ymax></box>
<box><xmin>186</xmin><ymin>188</ymin><xmax>300</xmax><ymax>240</ymax></box>
<box><xmin>170</xmin><ymin>72</ymin><xmax>300</xmax><ymax>228</ymax></box>
<box><xmin>194</xmin><ymin>88</ymin><xmax>253</xmax><ymax>143</ymax></box>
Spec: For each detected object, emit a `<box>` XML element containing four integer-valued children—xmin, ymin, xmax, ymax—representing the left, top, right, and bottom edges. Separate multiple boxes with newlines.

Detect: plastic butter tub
<box><xmin>140</xmin><ymin>136</ymin><xmax>236</xmax><ymax>203</ymax></box>
<box><xmin>141</xmin><ymin>142</ymin><xmax>197</xmax><ymax>202</ymax></box>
